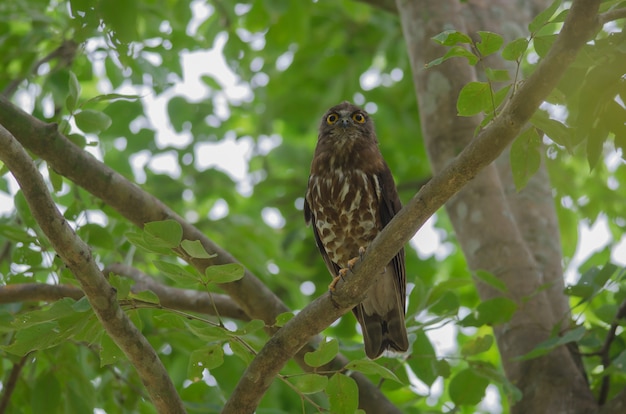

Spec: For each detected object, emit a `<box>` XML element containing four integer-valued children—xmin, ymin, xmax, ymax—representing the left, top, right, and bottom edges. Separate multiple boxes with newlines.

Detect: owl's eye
<box><xmin>326</xmin><ymin>113</ymin><xmax>339</xmax><ymax>124</ymax></box>
<box><xmin>352</xmin><ymin>113</ymin><xmax>366</xmax><ymax>123</ymax></box>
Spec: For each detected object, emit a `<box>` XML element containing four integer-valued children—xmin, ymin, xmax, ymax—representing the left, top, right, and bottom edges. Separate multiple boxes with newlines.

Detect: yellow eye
<box><xmin>326</xmin><ymin>113</ymin><xmax>339</xmax><ymax>124</ymax></box>
<box><xmin>352</xmin><ymin>113</ymin><xmax>366</xmax><ymax>123</ymax></box>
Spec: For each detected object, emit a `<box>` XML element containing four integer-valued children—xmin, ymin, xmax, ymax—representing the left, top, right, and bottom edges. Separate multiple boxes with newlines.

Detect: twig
<box><xmin>0</xmin><ymin>355</ymin><xmax>29</xmax><ymax>414</ymax></box>
<box><xmin>2</xmin><ymin>40</ymin><xmax>78</xmax><ymax>99</ymax></box>
<box><xmin>598</xmin><ymin>299</ymin><xmax>626</xmax><ymax>405</ymax></box>
<box><xmin>599</xmin><ymin>8</ymin><xmax>626</xmax><ymax>24</ymax></box>
<box><xmin>0</xmin><ymin>125</ymin><xmax>185</xmax><ymax>413</ymax></box>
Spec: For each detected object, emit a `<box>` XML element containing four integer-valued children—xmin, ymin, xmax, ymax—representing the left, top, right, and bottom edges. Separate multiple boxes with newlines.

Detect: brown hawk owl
<box><xmin>304</xmin><ymin>101</ymin><xmax>409</xmax><ymax>359</ymax></box>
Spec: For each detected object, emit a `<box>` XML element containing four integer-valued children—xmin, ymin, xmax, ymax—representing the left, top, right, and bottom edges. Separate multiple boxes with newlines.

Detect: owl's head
<box><xmin>318</xmin><ymin>101</ymin><xmax>377</xmax><ymax>143</ymax></box>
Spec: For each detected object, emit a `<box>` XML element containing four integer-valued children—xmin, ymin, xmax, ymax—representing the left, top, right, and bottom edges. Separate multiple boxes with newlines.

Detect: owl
<box><xmin>304</xmin><ymin>101</ymin><xmax>408</xmax><ymax>359</ymax></box>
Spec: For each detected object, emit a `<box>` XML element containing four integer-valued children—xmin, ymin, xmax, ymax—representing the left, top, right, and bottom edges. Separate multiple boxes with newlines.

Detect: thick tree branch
<box><xmin>0</xmin><ymin>90</ymin><xmax>400</xmax><ymax>414</ymax></box>
<box><xmin>221</xmin><ymin>0</ymin><xmax>604</xmax><ymax>411</ymax></box>
<box><xmin>0</xmin><ymin>125</ymin><xmax>185</xmax><ymax>414</ymax></box>
<box><xmin>103</xmin><ymin>263</ymin><xmax>249</xmax><ymax>320</ymax></box>
<box><xmin>0</xmin><ymin>283</ymin><xmax>84</xmax><ymax>303</ymax></box>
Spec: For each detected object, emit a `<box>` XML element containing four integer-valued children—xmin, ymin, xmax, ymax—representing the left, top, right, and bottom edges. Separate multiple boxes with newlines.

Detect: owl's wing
<box><xmin>376</xmin><ymin>164</ymin><xmax>406</xmax><ymax>311</ymax></box>
<box><xmin>304</xmin><ymin>197</ymin><xmax>341</xmax><ymax>277</ymax></box>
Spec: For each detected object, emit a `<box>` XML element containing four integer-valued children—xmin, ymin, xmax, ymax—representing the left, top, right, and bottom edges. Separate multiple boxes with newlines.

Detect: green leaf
<box><xmin>74</xmin><ymin>109</ymin><xmax>112</xmax><ymax>133</ymax></box>
<box><xmin>533</xmin><ymin>34</ymin><xmax>558</xmax><ymax>58</ymax></box>
<box><xmin>188</xmin><ymin>344</ymin><xmax>225</xmax><ymax>379</ymax></box>
<box><xmin>289</xmin><ymin>373</ymin><xmax>328</xmax><ymax>394</ymax></box>
<box><xmin>517</xmin><ymin>325</ymin><xmax>586</xmax><ymax>360</ymax></box>
<box><xmin>476</xmin><ymin>31</ymin><xmax>503</xmax><ymax>56</ymax></box>
<box><xmin>228</xmin><ymin>339</ymin><xmax>254</xmax><ymax>364</ymax></box>
<box><xmin>100</xmin><ymin>333</ymin><xmax>124</xmax><ymax>366</ymax></box>
<box><xmin>502</xmin><ymin>38</ymin><xmax>529</xmax><ymax>61</ymax></box>
<box><xmin>408</xmin><ymin>330</ymin><xmax>437</xmax><ymax>386</ymax></box>
<box><xmin>528</xmin><ymin>0</ymin><xmax>561</xmax><ymax>33</ymax></box>
<box><xmin>67</xmin><ymin>70</ymin><xmax>81</xmax><ymax>112</ymax></box>
<box><xmin>345</xmin><ymin>359</ymin><xmax>402</xmax><ymax>383</ymax></box>
<box><xmin>474</xmin><ymin>270</ymin><xmax>508</xmax><ymax>293</ymax></box>
<box><xmin>129</xmin><ymin>289</ymin><xmax>160</xmax><ymax>304</ymax></box>
<box><xmin>144</xmin><ymin>219</ymin><xmax>183</xmax><ymax>248</ymax></box>
<box><xmin>233</xmin><ymin>319</ymin><xmax>266</xmax><ymax>335</ymax></box>
<box><xmin>32</xmin><ymin>371</ymin><xmax>61</xmax><ymax>413</ymax></box>
<box><xmin>457</xmin><ymin>81</ymin><xmax>491</xmax><ymax>116</ymax></box>
<box><xmin>485</xmin><ymin>68</ymin><xmax>510</xmax><ymax>82</ymax></box>
<box><xmin>531</xmin><ymin>111</ymin><xmax>573</xmax><ymax>149</ymax></box>
<box><xmin>108</xmin><ymin>273</ymin><xmax>133</xmax><ymax>300</ymax></box>
<box><xmin>461</xmin><ymin>335</ymin><xmax>494</xmax><ymax>357</ymax></box>
<box><xmin>181</xmin><ymin>239</ymin><xmax>217</xmax><ymax>259</ymax></box>
<box><xmin>83</xmin><ymin>93</ymin><xmax>141</xmax><ymax>105</ymax></box>
<box><xmin>432</xmin><ymin>30</ymin><xmax>473</xmax><ymax>46</ymax></box>
<box><xmin>449</xmin><ymin>368</ymin><xmax>489</xmax><ymax>405</ymax></box>
<box><xmin>204</xmin><ymin>263</ymin><xmax>245</xmax><ymax>284</ymax></box>
<box><xmin>510</xmin><ymin>127</ymin><xmax>541</xmax><ymax>191</ymax></box>
<box><xmin>426</xmin><ymin>45</ymin><xmax>478</xmax><ymax>68</ymax></box>
<box><xmin>326</xmin><ymin>373</ymin><xmax>358</xmax><ymax>414</ymax></box>
<box><xmin>274</xmin><ymin>312</ymin><xmax>295</xmax><ymax>327</ymax></box>
<box><xmin>125</xmin><ymin>230</ymin><xmax>172</xmax><ymax>254</ymax></box>
<box><xmin>153</xmin><ymin>260</ymin><xmax>200</xmax><ymax>285</ymax></box>
<box><xmin>304</xmin><ymin>338</ymin><xmax>339</xmax><ymax>368</ymax></box>
<box><xmin>476</xmin><ymin>297</ymin><xmax>517</xmax><ymax>325</ymax></box>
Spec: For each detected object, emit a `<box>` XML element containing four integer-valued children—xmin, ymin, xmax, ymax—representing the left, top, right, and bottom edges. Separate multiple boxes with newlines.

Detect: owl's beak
<box><xmin>339</xmin><ymin>117</ymin><xmax>351</xmax><ymax>128</ymax></box>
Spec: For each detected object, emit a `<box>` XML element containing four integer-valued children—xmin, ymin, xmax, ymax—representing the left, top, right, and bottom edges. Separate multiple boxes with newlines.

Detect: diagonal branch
<box><xmin>222</xmin><ymin>0</ymin><xmax>603</xmax><ymax>411</ymax></box>
<box><xmin>0</xmin><ymin>125</ymin><xmax>185</xmax><ymax>413</ymax></box>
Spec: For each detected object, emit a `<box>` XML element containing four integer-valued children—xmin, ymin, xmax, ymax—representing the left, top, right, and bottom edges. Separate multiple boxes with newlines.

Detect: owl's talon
<box><xmin>358</xmin><ymin>246</ymin><xmax>366</xmax><ymax>261</ymax></box>
<box><xmin>329</xmin><ymin>270</ymin><xmax>348</xmax><ymax>291</ymax></box>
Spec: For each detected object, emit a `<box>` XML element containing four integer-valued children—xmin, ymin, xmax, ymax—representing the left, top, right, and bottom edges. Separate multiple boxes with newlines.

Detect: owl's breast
<box><xmin>306</xmin><ymin>169</ymin><xmax>382</xmax><ymax>266</ymax></box>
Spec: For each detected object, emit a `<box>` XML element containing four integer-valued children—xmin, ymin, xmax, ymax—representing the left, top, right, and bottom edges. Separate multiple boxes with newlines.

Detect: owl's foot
<box><xmin>329</xmin><ymin>247</ymin><xmax>367</xmax><ymax>292</ymax></box>
<box><xmin>329</xmin><ymin>270</ymin><xmax>348</xmax><ymax>291</ymax></box>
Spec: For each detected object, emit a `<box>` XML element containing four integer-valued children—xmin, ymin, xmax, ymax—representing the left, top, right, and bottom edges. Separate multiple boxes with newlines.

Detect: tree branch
<box><xmin>0</xmin><ymin>355</ymin><xmax>29</xmax><ymax>414</ymax></box>
<box><xmin>103</xmin><ymin>263</ymin><xmax>249</xmax><ymax>320</ymax></box>
<box><xmin>0</xmin><ymin>125</ymin><xmax>185</xmax><ymax>414</ymax></box>
<box><xmin>221</xmin><ymin>0</ymin><xmax>603</xmax><ymax>411</ymax></box>
<box><xmin>598</xmin><ymin>299</ymin><xmax>626</xmax><ymax>405</ymax></box>
<box><xmin>599</xmin><ymin>7</ymin><xmax>626</xmax><ymax>24</ymax></box>
<box><xmin>0</xmin><ymin>283</ymin><xmax>84</xmax><ymax>303</ymax></box>
<box><xmin>0</xmin><ymin>92</ymin><xmax>400</xmax><ymax>413</ymax></box>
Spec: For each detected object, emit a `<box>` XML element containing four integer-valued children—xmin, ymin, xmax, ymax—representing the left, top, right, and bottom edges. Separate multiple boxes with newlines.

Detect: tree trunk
<box><xmin>395</xmin><ymin>0</ymin><xmax>598</xmax><ymax>411</ymax></box>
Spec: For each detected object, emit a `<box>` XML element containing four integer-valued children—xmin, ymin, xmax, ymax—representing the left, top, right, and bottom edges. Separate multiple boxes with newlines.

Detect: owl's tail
<box><xmin>356</xmin><ymin>265</ymin><xmax>408</xmax><ymax>359</ymax></box>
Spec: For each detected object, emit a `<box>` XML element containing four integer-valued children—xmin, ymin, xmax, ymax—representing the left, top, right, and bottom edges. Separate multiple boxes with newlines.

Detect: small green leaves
<box><xmin>517</xmin><ymin>325</ymin><xmax>586</xmax><ymax>361</ymax></box>
<box><xmin>304</xmin><ymin>338</ymin><xmax>339</xmax><ymax>367</ymax></box>
<box><xmin>510</xmin><ymin>127</ymin><xmax>542</xmax><ymax>191</ymax></box>
<box><xmin>345</xmin><ymin>359</ymin><xmax>402</xmax><ymax>383</ymax></box>
<box><xmin>476</xmin><ymin>31</ymin><xmax>503</xmax><ymax>57</ymax></box>
<box><xmin>461</xmin><ymin>335</ymin><xmax>494</xmax><ymax>357</ymax></box>
<box><xmin>427</xmin><ymin>46</ymin><xmax>478</xmax><ymax>68</ymax></box>
<box><xmin>188</xmin><ymin>344</ymin><xmax>225</xmax><ymax>379</ymax></box>
<box><xmin>67</xmin><ymin>71</ymin><xmax>81</xmax><ymax>112</ymax></box>
<box><xmin>432</xmin><ymin>30</ymin><xmax>472</xmax><ymax>46</ymax></box>
<box><xmin>289</xmin><ymin>373</ymin><xmax>328</xmax><ymax>394</ymax></box>
<box><xmin>181</xmin><ymin>239</ymin><xmax>217</xmax><ymax>259</ymax></box>
<box><xmin>327</xmin><ymin>373</ymin><xmax>358</xmax><ymax>414</ymax></box>
<box><xmin>144</xmin><ymin>220</ymin><xmax>183</xmax><ymax>248</ymax></box>
<box><xmin>74</xmin><ymin>109</ymin><xmax>112</xmax><ymax>133</ymax></box>
<box><xmin>461</xmin><ymin>297</ymin><xmax>517</xmax><ymax>327</ymax></box>
<box><xmin>204</xmin><ymin>263</ymin><xmax>245</xmax><ymax>284</ymax></box>
<box><xmin>457</xmin><ymin>82</ymin><xmax>491</xmax><ymax>116</ymax></box>
<box><xmin>528</xmin><ymin>0</ymin><xmax>561</xmax><ymax>33</ymax></box>
<box><xmin>502</xmin><ymin>38</ymin><xmax>529</xmax><ymax>61</ymax></box>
